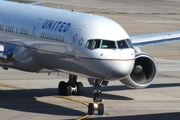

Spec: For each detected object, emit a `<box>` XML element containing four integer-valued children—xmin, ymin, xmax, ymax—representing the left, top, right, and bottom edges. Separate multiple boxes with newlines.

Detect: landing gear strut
<box><xmin>88</xmin><ymin>79</ymin><xmax>108</xmax><ymax>115</ymax></box>
<box><xmin>58</xmin><ymin>74</ymin><xmax>84</xmax><ymax>96</ymax></box>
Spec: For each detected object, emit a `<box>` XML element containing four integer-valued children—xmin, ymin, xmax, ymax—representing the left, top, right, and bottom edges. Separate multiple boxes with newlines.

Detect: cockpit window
<box><xmin>92</xmin><ymin>39</ymin><xmax>101</xmax><ymax>49</ymax></box>
<box><xmin>85</xmin><ymin>39</ymin><xmax>133</xmax><ymax>50</ymax></box>
<box><xmin>85</xmin><ymin>39</ymin><xmax>101</xmax><ymax>50</ymax></box>
<box><xmin>101</xmin><ymin>40</ymin><xmax>116</xmax><ymax>49</ymax></box>
<box><xmin>117</xmin><ymin>40</ymin><xmax>129</xmax><ymax>49</ymax></box>
<box><xmin>126</xmin><ymin>39</ymin><xmax>134</xmax><ymax>49</ymax></box>
<box><xmin>85</xmin><ymin>39</ymin><xmax>93</xmax><ymax>49</ymax></box>
<box><xmin>117</xmin><ymin>39</ymin><xmax>134</xmax><ymax>49</ymax></box>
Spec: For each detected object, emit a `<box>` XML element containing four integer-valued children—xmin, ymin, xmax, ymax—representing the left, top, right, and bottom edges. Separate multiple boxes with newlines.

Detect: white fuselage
<box><xmin>0</xmin><ymin>1</ymin><xmax>135</xmax><ymax>80</ymax></box>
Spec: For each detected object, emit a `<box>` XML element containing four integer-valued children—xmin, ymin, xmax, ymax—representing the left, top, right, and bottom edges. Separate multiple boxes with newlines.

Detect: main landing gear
<box><xmin>58</xmin><ymin>74</ymin><xmax>84</xmax><ymax>96</ymax></box>
<box><xmin>88</xmin><ymin>79</ymin><xmax>108</xmax><ymax>115</ymax></box>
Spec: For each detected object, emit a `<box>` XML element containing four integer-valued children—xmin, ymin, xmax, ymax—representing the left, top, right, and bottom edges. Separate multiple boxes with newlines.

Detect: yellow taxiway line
<box><xmin>55</xmin><ymin>95</ymin><xmax>90</xmax><ymax>120</ymax></box>
<box><xmin>76</xmin><ymin>114</ymin><xmax>90</xmax><ymax>120</ymax></box>
<box><xmin>0</xmin><ymin>82</ymin><xmax>25</xmax><ymax>90</ymax></box>
<box><xmin>0</xmin><ymin>82</ymin><xmax>90</xmax><ymax>120</ymax></box>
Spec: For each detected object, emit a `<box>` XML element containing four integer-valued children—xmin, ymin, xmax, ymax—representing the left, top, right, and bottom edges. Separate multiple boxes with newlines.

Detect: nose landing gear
<box><xmin>88</xmin><ymin>79</ymin><xmax>108</xmax><ymax>115</ymax></box>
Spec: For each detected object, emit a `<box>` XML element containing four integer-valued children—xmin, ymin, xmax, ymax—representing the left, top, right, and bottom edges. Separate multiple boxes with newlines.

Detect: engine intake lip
<box><xmin>120</xmin><ymin>52</ymin><xmax>157</xmax><ymax>88</ymax></box>
<box><xmin>132</xmin><ymin>53</ymin><xmax>157</xmax><ymax>86</ymax></box>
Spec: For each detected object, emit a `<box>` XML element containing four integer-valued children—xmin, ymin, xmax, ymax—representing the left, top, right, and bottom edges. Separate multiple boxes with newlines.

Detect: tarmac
<box><xmin>1</xmin><ymin>0</ymin><xmax>180</xmax><ymax>119</ymax></box>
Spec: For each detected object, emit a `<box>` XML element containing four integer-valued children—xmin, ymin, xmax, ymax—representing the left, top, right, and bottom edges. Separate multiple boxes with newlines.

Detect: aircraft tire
<box><xmin>58</xmin><ymin>81</ymin><xmax>66</xmax><ymax>95</ymax></box>
<box><xmin>76</xmin><ymin>82</ymin><xmax>84</xmax><ymax>95</ymax></box>
<box><xmin>65</xmin><ymin>84</ymin><xmax>72</xmax><ymax>96</ymax></box>
<box><xmin>98</xmin><ymin>103</ymin><xmax>104</xmax><ymax>115</ymax></box>
<box><xmin>88</xmin><ymin>103</ymin><xmax>94</xmax><ymax>115</ymax></box>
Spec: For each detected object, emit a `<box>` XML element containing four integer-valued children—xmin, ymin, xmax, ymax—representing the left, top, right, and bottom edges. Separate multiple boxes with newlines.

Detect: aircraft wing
<box><xmin>0</xmin><ymin>0</ymin><xmax>45</xmax><ymax>5</ymax></box>
<box><xmin>130</xmin><ymin>30</ymin><xmax>180</xmax><ymax>47</ymax></box>
<box><xmin>28</xmin><ymin>1</ymin><xmax>45</xmax><ymax>5</ymax></box>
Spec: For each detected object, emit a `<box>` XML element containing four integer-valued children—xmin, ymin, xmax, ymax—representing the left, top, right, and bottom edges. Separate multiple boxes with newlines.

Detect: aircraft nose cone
<box><xmin>111</xmin><ymin>60</ymin><xmax>134</xmax><ymax>78</ymax></box>
<box><xmin>100</xmin><ymin>59</ymin><xmax>134</xmax><ymax>80</ymax></box>
<box><xmin>111</xmin><ymin>49</ymin><xmax>135</xmax><ymax>78</ymax></box>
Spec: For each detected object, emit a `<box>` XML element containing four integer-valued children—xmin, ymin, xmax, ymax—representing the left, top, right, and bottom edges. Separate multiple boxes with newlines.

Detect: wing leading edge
<box><xmin>131</xmin><ymin>30</ymin><xmax>180</xmax><ymax>47</ymax></box>
<box><xmin>0</xmin><ymin>1</ymin><xmax>45</xmax><ymax>5</ymax></box>
<box><xmin>28</xmin><ymin>1</ymin><xmax>45</xmax><ymax>5</ymax></box>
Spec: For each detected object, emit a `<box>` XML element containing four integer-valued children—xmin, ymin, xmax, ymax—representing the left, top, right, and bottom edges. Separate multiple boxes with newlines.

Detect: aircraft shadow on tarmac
<box><xmin>83</xmin><ymin>86</ymin><xmax>133</xmax><ymax>100</ymax></box>
<box><xmin>0</xmin><ymin>82</ymin><xmax>180</xmax><ymax>116</ymax></box>
<box><xmin>0</xmin><ymin>89</ymin><xmax>85</xmax><ymax>116</ymax></box>
<box><xmin>86</xmin><ymin>112</ymin><xmax>180</xmax><ymax>120</ymax></box>
<box><xmin>83</xmin><ymin>82</ymin><xmax>180</xmax><ymax>100</ymax></box>
<box><xmin>0</xmin><ymin>86</ymin><xmax>134</xmax><ymax>116</ymax></box>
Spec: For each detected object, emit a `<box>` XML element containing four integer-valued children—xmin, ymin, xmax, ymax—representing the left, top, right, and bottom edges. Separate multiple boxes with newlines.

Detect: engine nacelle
<box><xmin>120</xmin><ymin>52</ymin><xmax>157</xmax><ymax>88</ymax></box>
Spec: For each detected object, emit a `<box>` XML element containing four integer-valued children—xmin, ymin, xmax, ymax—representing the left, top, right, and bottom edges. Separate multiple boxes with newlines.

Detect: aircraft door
<box><xmin>73</xmin><ymin>26</ymin><xmax>85</xmax><ymax>49</ymax></box>
<box><xmin>33</xmin><ymin>18</ymin><xmax>42</xmax><ymax>41</ymax></box>
<box><xmin>73</xmin><ymin>28</ymin><xmax>82</xmax><ymax>45</ymax></box>
<box><xmin>73</xmin><ymin>26</ymin><xmax>86</xmax><ymax>56</ymax></box>
<box><xmin>33</xmin><ymin>23</ymin><xmax>38</xmax><ymax>41</ymax></box>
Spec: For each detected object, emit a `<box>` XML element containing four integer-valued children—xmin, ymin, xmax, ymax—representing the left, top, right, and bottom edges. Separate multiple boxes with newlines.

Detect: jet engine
<box><xmin>120</xmin><ymin>52</ymin><xmax>157</xmax><ymax>88</ymax></box>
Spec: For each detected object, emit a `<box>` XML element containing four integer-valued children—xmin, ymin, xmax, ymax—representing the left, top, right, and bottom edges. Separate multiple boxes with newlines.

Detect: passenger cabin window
<box><xmin>0</xmin><ymin>24</ymin><xmax>2</xmax><ymax>30</ymax></box>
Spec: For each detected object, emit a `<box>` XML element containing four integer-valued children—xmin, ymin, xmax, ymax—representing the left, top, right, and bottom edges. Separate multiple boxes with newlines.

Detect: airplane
<box><xmin>0</xmin><ymin>0</ymin><xmax>180</xmax><ymax>115</ymax></box>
